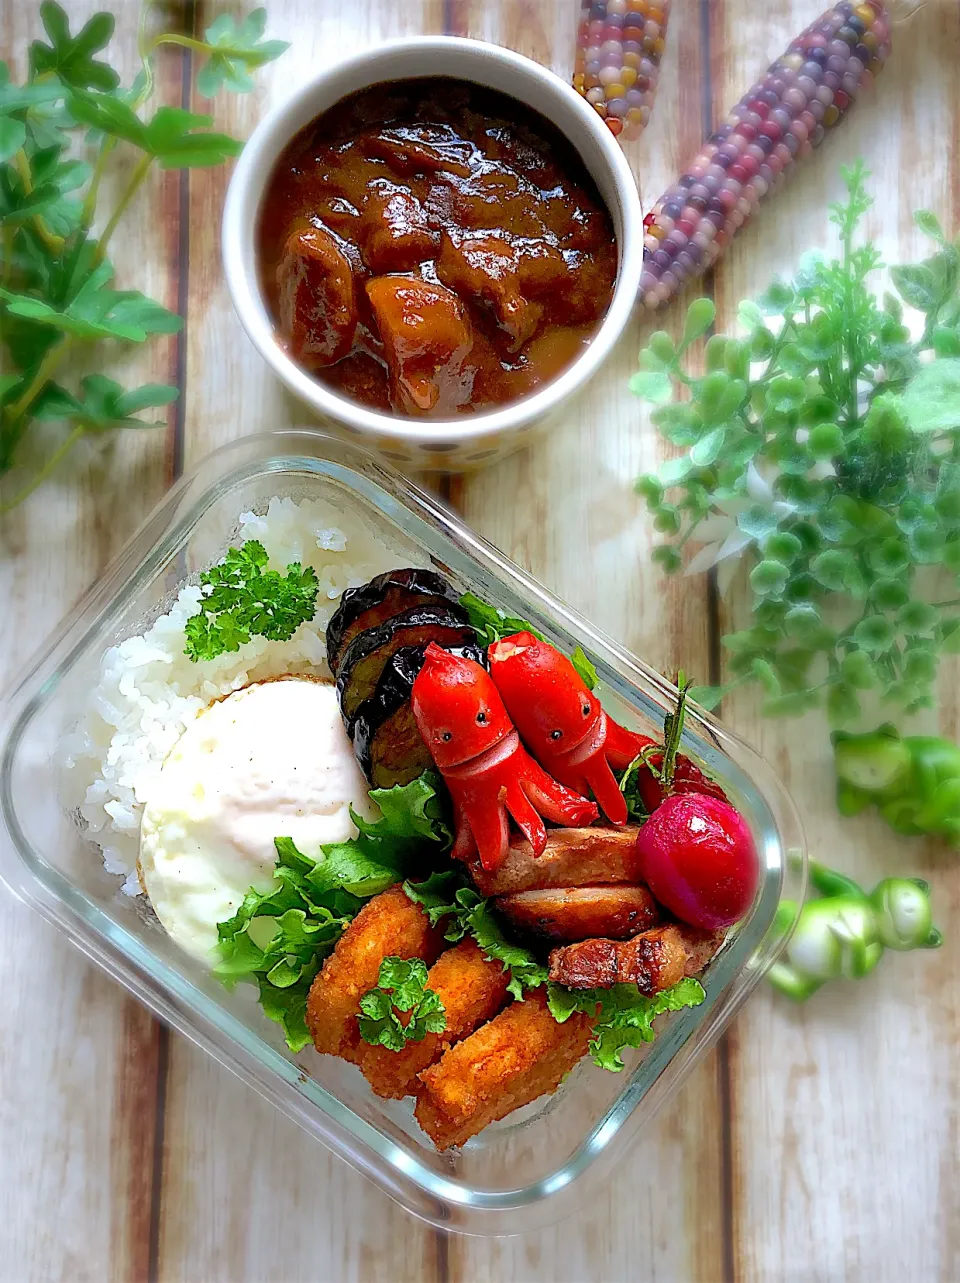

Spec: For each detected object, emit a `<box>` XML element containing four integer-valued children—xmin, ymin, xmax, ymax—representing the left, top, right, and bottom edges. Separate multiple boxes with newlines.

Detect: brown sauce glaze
<box><xmin>257</xmin><ymin>78</ymin><xmax>618</xmax><ymax>418</ymax></box>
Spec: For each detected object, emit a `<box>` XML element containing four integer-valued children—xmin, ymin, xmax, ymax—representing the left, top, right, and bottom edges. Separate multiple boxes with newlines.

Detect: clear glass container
<box><xmin>0</xmin><ymin>430</ymin><xmax>805</xmax><ymax>1234</ymax></box>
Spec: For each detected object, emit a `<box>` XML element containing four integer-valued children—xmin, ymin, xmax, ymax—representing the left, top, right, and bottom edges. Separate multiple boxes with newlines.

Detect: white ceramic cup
<box><xmin>222</xmin><ymin>36</ymin><xmax>644</xmax><ymax>471</ymax></box>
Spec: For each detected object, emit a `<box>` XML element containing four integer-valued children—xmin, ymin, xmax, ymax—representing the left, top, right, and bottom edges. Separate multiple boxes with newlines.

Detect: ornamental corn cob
<box><xmin>574</xmin><ymin>0</ymin><xmax>673</xmax><ymax>140</ymax></box>
<box><xmin>639</xmin><ymin>1</ymin><xmax>892</xmax><ymax>310</ymax></box>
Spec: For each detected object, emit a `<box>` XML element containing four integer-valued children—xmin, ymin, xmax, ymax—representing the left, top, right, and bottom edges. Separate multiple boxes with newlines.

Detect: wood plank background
<box><xmin>0</xmin><ymin>1</ymin><xmax>958</xmax><ymax>1280</ymax></box>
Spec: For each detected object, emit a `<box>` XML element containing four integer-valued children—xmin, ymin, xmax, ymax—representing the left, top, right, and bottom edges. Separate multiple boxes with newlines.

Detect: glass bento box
<box><xmin>0</xmin><ymin>430</ymin><xmax>805</xmax><ymax>1234</ymax></box>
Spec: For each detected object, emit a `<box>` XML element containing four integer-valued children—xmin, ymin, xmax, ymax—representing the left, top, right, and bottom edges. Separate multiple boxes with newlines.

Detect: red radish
<box><xmin>636</xmin><ymin>794</ymin><xmax>760</xmax><ymax>930</ymax></box>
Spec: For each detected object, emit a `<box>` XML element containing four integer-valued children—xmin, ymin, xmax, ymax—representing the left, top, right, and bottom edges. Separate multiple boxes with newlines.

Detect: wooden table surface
<box><xmin>1</xmin><ymin>1</ymin><xmax>959</xmax><ymax>1280</ymax></box>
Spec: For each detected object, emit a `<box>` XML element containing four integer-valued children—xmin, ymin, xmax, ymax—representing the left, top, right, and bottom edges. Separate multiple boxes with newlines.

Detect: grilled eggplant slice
<box><xmin>351</xmin><ymin>642</ymin><xmax>485</xmax><ymax>788</ymax></box>
<box><xmin>327</xmin><ymin>568</ymin><xmax>463</xmax><ymax>675</ymax></box>
<box><xmin>336</xmin><ymin>605</ymin><xmax>477</xmax><ymax>722</ymax></box>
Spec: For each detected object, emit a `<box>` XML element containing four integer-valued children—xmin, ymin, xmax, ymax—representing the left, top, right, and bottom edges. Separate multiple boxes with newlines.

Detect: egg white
<box><xmin>138</xmin><ymin>678</ymin><xmax>374</xmax><ymax>961</ymax></box>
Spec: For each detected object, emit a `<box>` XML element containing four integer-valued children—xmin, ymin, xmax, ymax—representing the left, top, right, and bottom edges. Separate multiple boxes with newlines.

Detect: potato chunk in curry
<box><xmin>365</xmin><ymin>275</ymin><xmax>474</xmax><ymax>415</ymax></box>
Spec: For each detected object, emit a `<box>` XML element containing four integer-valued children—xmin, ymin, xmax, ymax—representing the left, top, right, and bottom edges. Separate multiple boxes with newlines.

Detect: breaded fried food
<box><xmin>306</xmin><ymin>886</ymin><xmax>442</xmax><ymax>1056</ymax></box>
<box><xmin>495</xmin><ymin>884</ymin><xmax>659</xmax><ymax>942</ymax></box>
<box><xmin>414</xmin><ymin>989</ymin><xmax>593</xmax><ymax>1151</ymax></box>
<box><xmin>468</xmin><ymin>825</ymin><xmax>642</xmax><ymax>897</ymax></box>
<box><xmin>356</xmin><ymin>939</ymin><xmax>510</xmax><ymax>1099</ymax></box>
<box><xmin>547</xmin><ymin>923</ymin><xmax>724</xmax><ymax>993</ymax></box>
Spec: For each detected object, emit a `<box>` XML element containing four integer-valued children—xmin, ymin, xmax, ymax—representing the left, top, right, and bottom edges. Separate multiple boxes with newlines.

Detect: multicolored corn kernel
<box><xmin>574</xmin><ymin>0</ymin><xmax>673</xmax><ymax>141</ymax></box>
<box><xmin>639</xmin><ymin>1</ymin><xmax>892</xmax><ymax>310</ymax></box>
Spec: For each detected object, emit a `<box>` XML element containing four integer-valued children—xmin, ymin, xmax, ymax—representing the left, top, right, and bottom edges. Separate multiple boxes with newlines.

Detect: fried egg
<box><xmin>138</xmin><ymin>678</ymin><xmax>374</xmax><ymax>961</ymax></box>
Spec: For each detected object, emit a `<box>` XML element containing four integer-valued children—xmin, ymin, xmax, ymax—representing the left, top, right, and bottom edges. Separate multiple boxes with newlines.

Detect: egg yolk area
<box><xmin>138</xmin><ymin>679</ymin><xmax>375</xmax><ymax>961</ymax></box>
<box><xmin>257</xmin><ymin>77</ymin><xmax>618</xmax><ymax>418</ymax></box>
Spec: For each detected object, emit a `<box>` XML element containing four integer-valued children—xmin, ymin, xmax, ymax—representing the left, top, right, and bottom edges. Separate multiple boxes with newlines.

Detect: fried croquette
<box><xmin>414</xmin><ymin>988</ymin><xmax>593</xmax><ymax>1151</ymax></box>
<box><xmin>355</xmin><ymin>938</ymin><xmax>510</xmax><ymax>1099</ymax></box>
<box><xmin>306</xmin><ymin>886</ymin><xmax>443</xmax><ymax>1056</ymax></box>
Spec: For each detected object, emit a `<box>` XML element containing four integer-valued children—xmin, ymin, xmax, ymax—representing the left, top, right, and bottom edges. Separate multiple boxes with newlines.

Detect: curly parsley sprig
<box><xmin>0</xmin><ymin>3</ymin><xmax>287</xmax><ymax>516</ymax></box>
<box><xmin>634</xmin><ymin>163</ymin><xmax>960</xmax><ymax>726</ymax></box>
<box><xmin>357</xmin><ymin>957</ymin><xmax>446</xmax><ymax>1052</ymax></box>
<box><xmin>183</xmin><ymin>540</ymin><xmax>319</xmax><ymax>661</ymax></box>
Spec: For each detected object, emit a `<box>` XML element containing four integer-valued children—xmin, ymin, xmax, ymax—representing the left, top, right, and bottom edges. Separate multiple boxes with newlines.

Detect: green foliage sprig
<box><xmin>0</xmin><ymin>3</ymin><xmax>287</xmax><ymax>515</ymax></box>
<box><xmin>634</xmin><ymin>164</ymin><xmax>960</xmax><ymax>726</ymax></box>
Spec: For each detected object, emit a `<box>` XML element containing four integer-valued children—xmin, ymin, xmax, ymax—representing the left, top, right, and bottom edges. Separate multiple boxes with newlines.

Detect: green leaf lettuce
<box><xmin>548</xmin><ymin>977</ymin><xmax>706</xmax><ymax>1071</ymax></box>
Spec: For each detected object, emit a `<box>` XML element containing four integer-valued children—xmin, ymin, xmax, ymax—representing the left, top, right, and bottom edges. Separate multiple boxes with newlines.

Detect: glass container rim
<box><xmin>0</xmin><ymin>429</ymin><xmax>806</xmax><ymax>1232</ymax></box>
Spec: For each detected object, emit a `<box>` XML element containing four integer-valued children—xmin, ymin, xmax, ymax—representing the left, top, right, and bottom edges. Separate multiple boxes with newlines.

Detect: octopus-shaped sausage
<box><xmin>410</xmin><ymin>644</ymin><xmax>598</xmax><ymax>871</ymax></box>
<box><xmin>489</xmin><ymin>632</ymin><xmax>724</xmax><ymax>826</ymax></box>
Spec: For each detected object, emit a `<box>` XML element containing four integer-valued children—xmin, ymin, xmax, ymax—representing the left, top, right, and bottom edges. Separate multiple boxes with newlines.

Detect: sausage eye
<box><xmin>441</xmin><ymin>730</ymin><xmax>453</xmax><ymax>742</ymax></box>
<box><xmin>477</xmin><ymin>710</ymin><xmax>488</xmax><ymax>725</ymax></box>
<box><xmin>550</xmin><ymin>729</ymin><xmax>563</xmax><ymax>740</ymax></box>
<box><xmin>582</xmin><ymin>703</ymin><xmax>591</xmax><ymax>717</ymax></box>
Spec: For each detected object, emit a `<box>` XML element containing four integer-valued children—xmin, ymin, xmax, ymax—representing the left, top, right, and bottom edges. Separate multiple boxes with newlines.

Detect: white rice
<box><xmin>59</xmin><ymin>497</ymin><xmax>408</xmax><ymax>893</ymax></box>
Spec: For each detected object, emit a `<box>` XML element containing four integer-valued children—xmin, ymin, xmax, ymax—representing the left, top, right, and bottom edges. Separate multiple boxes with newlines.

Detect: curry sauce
<box><xmin>257</xmin><ymin>78</ymin><xmax>617</xmax><ymax>418</ymax></box>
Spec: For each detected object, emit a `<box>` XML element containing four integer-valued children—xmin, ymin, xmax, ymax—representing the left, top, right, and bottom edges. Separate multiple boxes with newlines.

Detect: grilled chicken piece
<box><xmin>276</xmin><ymin>223</ymin><xmax>358</xmax><ymax>366</ymax></box>
<box><xmin>495</xmin><ymin>884</ymin><xmax>658</xmax><ymax>942</ymax></box>
<box><xmin>415</xmin><ymin>988</ymin><xmax>593</xmax><ymax>1151</ymax></box>
<box><xmin>468</xmin><ymin>825</ymin><xmax>643</xmax><ymax>897</ymax></box>
<box><xmin>306</xmin><ymin>886</ymin><xmax>443</xmax><ymax>1057</ymax></box>
<box><xmin>547</xmin><ymin>923</ymin><xmax>724</xmax><ymax>994</ymax></box>
<box><xmin>355</xmin><ymin>939</ymin><xmax>509</xmax><ymax>1100</ymax></box>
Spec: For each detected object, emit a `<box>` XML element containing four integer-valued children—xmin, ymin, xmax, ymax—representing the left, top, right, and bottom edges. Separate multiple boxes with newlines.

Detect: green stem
<box><xmin>3</xmin><ymin>340</ymin><xmax>69</xmax><ymax>425</ymax></box>
<box><xmin>133</xmin><ymin>0</ymin><xmax>158</xmax><ymax>110</ymax></box>
<box><xmin>80</xmin><ymin>137</ymin><xmax>118</xmax><ymax>231</ymax></box>
<box><xmin>147</xmin><ymin>33</ymin><xmax>214</xmax><ymax>56</ymax></box>
<box><xmin>1</xmin><ymin>224</ymin><xmax>13</xmax><ymax>290</ymax></box>
<box><xmin>841</xmin><ymin>228</ymin><xmax>860</xmax><ymax>431</ymax></box>
<box><xmin>81</xmin><ymin>0</ymin><xmax>157</xmax><ymax>235</ymax></box>
<box><xmin>12</xmin><ymin>148</ymin><xmax>64</xmax><ymax>254</ymax></box>
<box><xmin>93</xmin><ymin>153</ymin><xmax>154</xmax><ymax>265</ymax></box>
<box><xmin>677</xmin><ymin>515</ymin><xmax>705</xmax><ymax>549</ymax></box>
<box><xmin>0</xmin><ymin>423</ymin><xmax>86</xmax><ymax>516</ymax></box>
<box><xmin>759</xmin><ymin>316</ymin><xmax>797</xmax><ymax>384</ymax></box>
<box><xmin>660</xmin><ymin>671</ymin><xmax>691</xmax><ymax>790</ymax></box>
